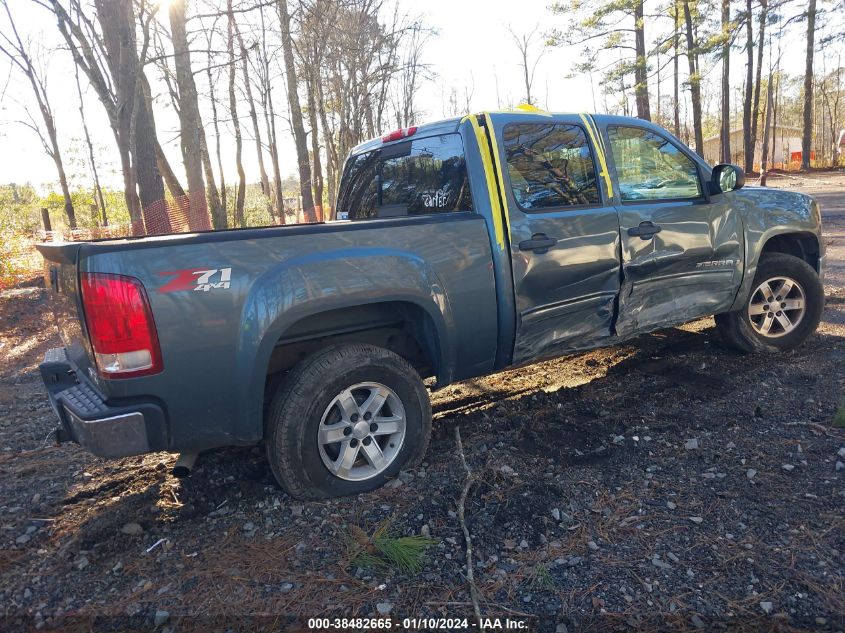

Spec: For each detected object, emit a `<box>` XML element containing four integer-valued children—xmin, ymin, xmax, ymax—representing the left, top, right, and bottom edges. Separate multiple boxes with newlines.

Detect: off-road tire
<box><xmin>266</xmin><ymin>344</ymin><xmax>431</xmax><ymax>499</ymax></box>
<box><xmin>715</xmin><ymin>253</ymin><xmax>823</xmax><ymax>353</ymax></box>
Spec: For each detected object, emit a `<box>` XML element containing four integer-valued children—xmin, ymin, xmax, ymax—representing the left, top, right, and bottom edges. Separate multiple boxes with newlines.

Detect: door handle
<box><xmin>518</xmin><ymin>233</ymin><xmax>558</xmax><ymax>254</ymax></box>
<box><xmin>628</xmin><ymin>221</ymin><xmax>662</xmax><ymax>240</ymax></box>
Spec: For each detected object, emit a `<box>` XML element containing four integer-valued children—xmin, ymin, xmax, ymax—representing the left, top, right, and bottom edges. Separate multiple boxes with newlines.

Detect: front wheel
<box><xmin>715</xmin><ymin>253</ymin><xmax>824</xmax><ymax>353</ymax></box>
<box><xmin>266</xmin><ymin>344</ymin><xmax>431</xmax><ymax>499</ymax></box>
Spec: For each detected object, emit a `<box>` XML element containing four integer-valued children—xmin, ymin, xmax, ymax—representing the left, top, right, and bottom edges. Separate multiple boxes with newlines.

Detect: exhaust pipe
<box><xmin>172</xmin><ymin>453</ymin><xmax>198</xmax><ymax>478</ymax></box>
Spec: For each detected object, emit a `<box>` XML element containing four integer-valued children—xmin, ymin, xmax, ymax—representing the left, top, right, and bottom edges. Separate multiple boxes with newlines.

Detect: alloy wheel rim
<box><xmin>747</xmin><ymin>276</ymin><xmax>806</xmax><ymax>338</ymax></box>
<box><xmin>317</xmin><ymin>382</ymin><xmax>406</xmax><ymax>481</ymax></box>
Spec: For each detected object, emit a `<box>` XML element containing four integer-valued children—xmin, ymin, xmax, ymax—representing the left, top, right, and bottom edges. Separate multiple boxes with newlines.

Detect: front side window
<box><xmin>607</xmin><ymin>126</ymin><xmax>702</xmax><ymax>201</ymax></box>
<box><xmin>503</xmin><ymin>123</ymin><xmax>600</xmax><ymax>211</ymax></box>
<box><xmin>336</xmin><ymin>133</ymin><xmax>472</xmax><ymax>220</ymax></box>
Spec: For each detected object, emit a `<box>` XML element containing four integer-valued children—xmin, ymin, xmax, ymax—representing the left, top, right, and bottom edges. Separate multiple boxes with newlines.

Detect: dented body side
<box><xmin>726</xmin><ymin>187</ymin><xmax>824</xmax><ymax>311</ymax></box>
<box><xmin>602</xmin><ymin>117</ymin><xmax>746</xmax><ymax>338</ymax></box>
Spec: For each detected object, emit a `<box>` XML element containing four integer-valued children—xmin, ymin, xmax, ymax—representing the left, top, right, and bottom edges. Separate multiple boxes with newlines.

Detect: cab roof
<box><xmin>349</xmin><ymin>106</ymin><xmax>689</xmax><ymax>161</ymax></box>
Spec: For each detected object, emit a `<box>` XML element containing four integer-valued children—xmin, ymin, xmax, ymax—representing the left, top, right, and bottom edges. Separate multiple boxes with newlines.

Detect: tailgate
<box><xmin>36</xmin><ymin>242</ymin><xmax>96</xmax><ymax>381</ymax></box>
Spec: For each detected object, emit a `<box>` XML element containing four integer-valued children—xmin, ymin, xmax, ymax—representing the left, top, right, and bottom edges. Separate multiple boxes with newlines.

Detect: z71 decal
<box><xmin>159</xmin><ymin>267</ymin><xmax>232</xmax><ymax>293</ymax></box>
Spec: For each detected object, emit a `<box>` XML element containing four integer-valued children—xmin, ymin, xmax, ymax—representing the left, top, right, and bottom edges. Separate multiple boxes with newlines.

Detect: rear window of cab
<box><xmin>336</xmin><ymin>133</ymin><xmax>473</xmax><ymax>220</ymax></box>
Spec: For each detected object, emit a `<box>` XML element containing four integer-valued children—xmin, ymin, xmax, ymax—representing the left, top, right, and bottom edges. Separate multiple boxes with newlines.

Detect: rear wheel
<box><xmin>715</xmin><ymin>253</ymin><xmax>823</xmax><ymax>353</ymax></box>
<box><xmin>266</xmin><ymin>344</ymin><xmax>431</xmax><ymax>499</ymax></box>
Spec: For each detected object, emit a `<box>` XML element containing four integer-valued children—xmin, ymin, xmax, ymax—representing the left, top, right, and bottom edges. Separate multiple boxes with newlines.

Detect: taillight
<box><xmin>381</xmin><ymin>126</ymin><xmax>418</xmax><ymax>143</ymax></box>
<box><xmin>80</xmin><ymin>273</ymin><xmax>163</xmax><ymax>378</ymax></box>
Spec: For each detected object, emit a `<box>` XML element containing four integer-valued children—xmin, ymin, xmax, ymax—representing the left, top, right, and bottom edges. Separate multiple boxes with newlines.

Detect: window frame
<box><xmin>606</xmin><ymin>124</ymin><xmax>707</xmax><ymax>205</ymax></box>
<box><xmin>501</xmin><ymin>121</ymin><xmax>605</xmax><ymax>214</ymax></box>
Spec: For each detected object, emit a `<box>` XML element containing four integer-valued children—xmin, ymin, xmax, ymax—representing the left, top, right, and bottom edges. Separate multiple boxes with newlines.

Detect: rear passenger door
<box><xmin>489</xmin><ymin>114</ymin><xmax>622</xmax><ymax>363</ymax></box>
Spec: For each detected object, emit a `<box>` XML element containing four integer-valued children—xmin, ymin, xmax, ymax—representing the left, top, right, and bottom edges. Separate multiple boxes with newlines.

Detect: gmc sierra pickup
<box><xmin>37</xmin><ymin>109</ymin><xmax>825</xmax><ymax>499</ymax></box>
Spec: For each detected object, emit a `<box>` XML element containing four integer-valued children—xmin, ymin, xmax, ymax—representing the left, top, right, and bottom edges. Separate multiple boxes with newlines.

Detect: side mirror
<box><xmin>711</xmin><ymin>163</ymin><xmax>746</xmax><ymax>193</ymax></box>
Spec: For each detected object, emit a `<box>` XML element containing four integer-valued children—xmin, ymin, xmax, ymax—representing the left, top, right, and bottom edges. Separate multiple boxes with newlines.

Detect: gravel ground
<box><xmin>1</xmin><ymin>171</ymin><xmax>844</xmax><ymax>632</ymax></box>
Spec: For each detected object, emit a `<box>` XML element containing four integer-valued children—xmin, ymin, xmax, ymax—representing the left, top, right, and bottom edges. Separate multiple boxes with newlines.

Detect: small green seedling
<box><xmin>346</xmin><ymin>521</ymin><xmax>435</xmax><ymax>574</ymax></box>
<box><xmin>529</xmin><ymin>562</ymin><xmax>555</xmax><ymax>590</ymax></box>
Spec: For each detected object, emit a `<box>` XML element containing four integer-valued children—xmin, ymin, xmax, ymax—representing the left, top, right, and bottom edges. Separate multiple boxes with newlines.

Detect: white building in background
<box><xmin>702</xmin><ymin>125</ymin><xmax>804</xmax><ymax>171</ymax></box>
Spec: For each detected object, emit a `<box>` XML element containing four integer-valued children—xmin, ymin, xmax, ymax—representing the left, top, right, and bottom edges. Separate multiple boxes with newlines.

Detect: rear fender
<box><xmin>234</xmin><ymin>248</ymin><xmax>454</xmax><ymax>439</ymax></box>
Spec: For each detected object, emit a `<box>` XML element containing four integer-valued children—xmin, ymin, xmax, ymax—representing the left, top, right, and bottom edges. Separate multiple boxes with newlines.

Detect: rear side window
<box><xmin>336</xmin><ymin>133</ymin><xmax>472</xmax><ymax>220</ymax></box>
<box><xmin>503</xmin><ymin>123</ymin><xmax>600</xmax><ymax>211</ymax></box>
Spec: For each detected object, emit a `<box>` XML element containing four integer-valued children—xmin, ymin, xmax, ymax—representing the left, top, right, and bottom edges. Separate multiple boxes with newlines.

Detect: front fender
<box><xmin>729</xmin><ymin>187</ymin><xmax>822</xmax><ymax>311</ymax></box>
<box><xmin>234</xmin><ymin>248</ymin><xmax>455</xmax><ymax>440</ymax></box>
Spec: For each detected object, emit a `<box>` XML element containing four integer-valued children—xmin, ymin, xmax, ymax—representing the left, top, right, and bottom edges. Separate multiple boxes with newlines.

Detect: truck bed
<box><xmin>36</xmin><ymin>212</ymin><xmax>499</xmax><ymax>453</ymax></box>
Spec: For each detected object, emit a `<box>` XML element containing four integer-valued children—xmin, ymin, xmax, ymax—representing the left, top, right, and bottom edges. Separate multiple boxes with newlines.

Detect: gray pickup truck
<box><xmin>37</xmin><ymin>110</ymin><xmax>825</xmax><ymax>499</ymax></box>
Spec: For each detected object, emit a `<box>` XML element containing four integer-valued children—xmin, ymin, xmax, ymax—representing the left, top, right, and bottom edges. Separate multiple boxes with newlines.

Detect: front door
<box><xmin>604</xmin><ymin>123</ymin><xmax>744</xmax><ymax>337</ymax></box>
<box><xmin>489</xmin><ymin>114</ymin><xmax>622</xmax><ymax>363</ymax></box>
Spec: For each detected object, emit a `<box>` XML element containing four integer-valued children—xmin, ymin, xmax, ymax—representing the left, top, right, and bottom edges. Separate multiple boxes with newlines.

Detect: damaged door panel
<box><xmin>489</xmin><ymin>115</ymin><xmax>622</xmax><ymax>363</ymax></box>
<box><xmin>605</xmin><ymin>124</ymin><xmax>744</xmax><ymax>337</ymax></box>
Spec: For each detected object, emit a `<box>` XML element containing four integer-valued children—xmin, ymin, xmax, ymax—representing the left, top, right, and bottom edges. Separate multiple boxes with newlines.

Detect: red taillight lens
<box><xmin>80</xmin><ymin>273</ymin><xmax>163</xmax><ymax>378</ymax></box>
<box><xmin>381</xmin><ymin>126</ymin><xmax>418</xmax><ymax>143</ymax></box>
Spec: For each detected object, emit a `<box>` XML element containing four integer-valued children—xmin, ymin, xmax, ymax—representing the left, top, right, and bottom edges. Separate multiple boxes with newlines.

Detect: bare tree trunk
<box><xmin>634</xmin><ymin>0</ymin><xmax>651</xmax><ymax>121</ymax></box>
<box><xmin>761</xmin><ymin>70</ymin><xmax>774</xmax><ymax>185</ymax></box>
<box><xmin>154</xmin><ymin>141</ymin><xmax>186</xmax><ymax>199</ymax></box>
<box><xmin>54</xmin><ymin>158</ymin><xmax>76</xmax><ymax>230</ymax></box>
<box><xmin>167</xmin><ymin>19</ymin><xmax>221</xmax><ymax>230</ymax></box>
<box><xmin>206</xmin><ymin>49</ymin><xmax>227</xmax><ymax>228</ymax></box>
<box><xmin>750</xmin><ymin>0</ymin><xmax>767</xmax><ymax>169</ymax></box>
<box><xmin>683</xmin><ymin>0</ymin><xmax>704</xmax><ymax>157</ymax></box>
<box><xmin>828</xmin><ymin>65</ymin><xmax>842</xmax><ymax>167</ymax></box>
<box><xmin>233</xmin><ymin>19</ymin><xmax>274</xmax><ymax>222</ymax></box>
<box><xmin>266</xmin><ymin>87</ymin><xmax>286</xmax><ymax>224</ymax></box>
<box><xmin>307</xmin><ymin>74</ymin><xmax>324</xmax><ymax>220</ymax></box>
<box><xmin>227</xmin><ymin>2</ymin><xmax>246</xmax><ymax>227</ymax></box>
<box><xmin>315</xmin><ymin>76</ymin><xmax>339</xmax><ymax>212</ymax></box>
<box><xmin>673</xmin><ymin>0</ymin><xmax>681</xmax><ymax>137</ymax></box>
<box><xmin>771</xmin><ymin>73</ymin><xmax>779</xmax><ymax>167</ymax></box>
<box><xmin>801</xmin><ymin>0</ymin><xmax>816</xmax><ymax>170</ymax></box>
<box><xmin>139</xmin><ymin>74</ymin><xmax>185</xmax><ymax>199</ymax></box>
<box><xmin>169</xmin><ymin>0</ymin><xmax>210</xmax><ymax>230</ymax></box>
<box><xmin>325</xmin><ymin>152</ymin><xmax>335</xmax><ymax>219</ymax></box>
<box><xmin>742</xmin><ymin>0</ymin><xmax>754</xmax><ymax>172</ymax></box>
<box><xmin>720</xmin><ymin>0</ymin><xmax>731</xmax><ymax>163</ymax></box>
<box><xmin>277</xmin><ymin>0</ymin><xmax>316</xmax><ymax>222</ymax></box>
<box><xmin>75</xmin><ymin>67</ymin><xmax>106</xmax><ymax>225</ymax></box>
<box><xmin>133</xmin><ymin>81</ymin><xmax>165</xmax><ymax>211</ymax></box>
<box><xmin>199</xmin><ymin>128</ymin><xmax>225</xmax><ymax>230</ymax></box>
<box><xmin>133</xmin><ymin>78</ymin><xmax>172</xmax><ymax>235</ymax></box>
<box><xmin>521</xmin><ymin>44</ymin><xmax>531</xmax><ymax>105</ymax></box>
<box><xmin>93</xmin><ymin>0</ymin><xmax>144</xmax><ymax>233</ymax></box>
<box><xmin>116</xmin><ymin>145</ymin><xmax>143</xmax><ymax>233</ymax></box>
<box><xmin>258</xmin><ymin>3</ymin><xmax>284</xmax><ymax>223</ymax></box>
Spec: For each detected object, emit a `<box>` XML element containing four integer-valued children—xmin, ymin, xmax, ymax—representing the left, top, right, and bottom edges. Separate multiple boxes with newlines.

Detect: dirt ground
<box><xmin>1</xmin><ymin>171</ymin><xmax>844</xmax><ymax>632</ymax></box>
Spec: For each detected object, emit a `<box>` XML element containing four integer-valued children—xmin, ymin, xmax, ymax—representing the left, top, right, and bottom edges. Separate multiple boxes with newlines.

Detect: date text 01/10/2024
<box><xmin>306</xmin><ymin>617</ymin><xmax>529</xmax><ymax>629</ymax></box>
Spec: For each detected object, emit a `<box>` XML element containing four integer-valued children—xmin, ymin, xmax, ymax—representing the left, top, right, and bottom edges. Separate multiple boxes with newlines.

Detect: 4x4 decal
<box><xmin>158</xmin><ymin>268</ymin><xmax>232</xmax><ymax>293</ymax></box>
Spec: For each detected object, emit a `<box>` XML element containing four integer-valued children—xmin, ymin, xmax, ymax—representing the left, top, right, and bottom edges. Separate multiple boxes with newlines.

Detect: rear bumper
<box><xmin>39</xmin><ymin>348</ymin><xmax>167</xmax><ymax>458</ymax></box>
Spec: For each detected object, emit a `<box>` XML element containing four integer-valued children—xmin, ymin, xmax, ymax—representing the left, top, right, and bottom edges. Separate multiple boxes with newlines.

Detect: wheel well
<box><xmin>264</xmin><ymin>302</ymin><xmax>440</xmax><ymax>403</ymax></box>
<box><xmin>760</xmin><ymin>233</ymin><xmax>819</xmax><ymax>271</ymax></box>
